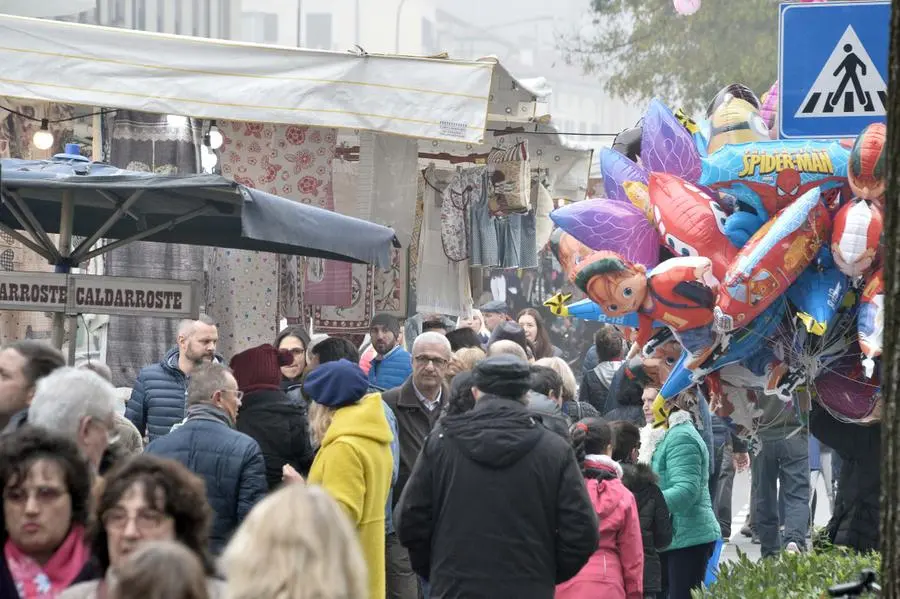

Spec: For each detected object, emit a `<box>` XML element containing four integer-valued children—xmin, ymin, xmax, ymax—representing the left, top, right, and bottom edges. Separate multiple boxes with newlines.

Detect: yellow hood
<box><xmin>320</xmin><ymin>393</ymin><xmax>394</xmax><ymax>449</ymax></box>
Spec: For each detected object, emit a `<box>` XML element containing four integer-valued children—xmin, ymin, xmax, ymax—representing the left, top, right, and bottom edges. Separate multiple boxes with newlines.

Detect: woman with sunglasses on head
<box><xmin>60</xmin><ymin>454</ymin><xmax>224</xmax><ymax>599</ymax></box>
<box><xmin>0</xmin><ymin>427</ymin><xmax>94</xmax><ymax>598</ymax></box>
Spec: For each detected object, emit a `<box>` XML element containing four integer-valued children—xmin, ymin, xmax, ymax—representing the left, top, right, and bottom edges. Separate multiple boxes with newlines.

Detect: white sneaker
<box><xmin>785</xmin><ymin>542</ymin><xmax>801</xmax><ymax>554</ymax></box>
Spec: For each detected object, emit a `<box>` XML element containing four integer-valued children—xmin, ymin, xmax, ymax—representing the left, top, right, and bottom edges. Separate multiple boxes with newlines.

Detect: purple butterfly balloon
<box><xmin>599</xmin><ymin>148</ymin><xmax>648</xmax><ymax>203</ymax></box>
<box><xmin>550</xmin><ymin>199</ymin><xmax>660</xmax><ymax>268</ymax></box>
<box><xmin>641</xmin><ymin>98</ymin><xmax>702</xmax><ymax>181</ymax></box>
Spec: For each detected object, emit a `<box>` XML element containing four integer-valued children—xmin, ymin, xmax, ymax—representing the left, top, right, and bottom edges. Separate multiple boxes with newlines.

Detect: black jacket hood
<box><xmin>621</xmin><ymin>462</ymin><xmax>658</xmax><ymax>492</ymax></box>
<box><xmin>440</xmin><ymin>396</ymin><xmax>543</xmax><ymax>469</ymax></box>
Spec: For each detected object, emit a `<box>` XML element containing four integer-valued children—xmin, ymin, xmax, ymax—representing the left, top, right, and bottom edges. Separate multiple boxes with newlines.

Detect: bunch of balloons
<box><xmin>546</xmin><ymin>83</ymin><xmax>885</xmax><ymax>427</ymax></box>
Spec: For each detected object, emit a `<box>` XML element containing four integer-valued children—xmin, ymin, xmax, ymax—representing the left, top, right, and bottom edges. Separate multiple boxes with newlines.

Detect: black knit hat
<box><xmin>473</xmin><ymin>354</ymin><xmax>532</xmax><ymax>398</ymax></box>
<box><xmin>370</xmin><ymin>313</ymin><xmax>401</xmax><ymax>336</ymax></box>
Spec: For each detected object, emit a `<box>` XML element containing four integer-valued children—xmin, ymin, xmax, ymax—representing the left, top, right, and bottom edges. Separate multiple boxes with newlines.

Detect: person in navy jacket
<box><xmin>126</xmin><ymin>315</ymin><xmax>223</xmax><ymax>441</ymax></box>
<box><xmin>368</xmin><ymin>314</ymin><xmax>412</xmax><ymax>392</ymax></box>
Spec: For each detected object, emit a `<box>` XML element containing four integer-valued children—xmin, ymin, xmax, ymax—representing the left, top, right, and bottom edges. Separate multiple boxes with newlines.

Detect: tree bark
<box><xmin>883</xmin><ymin>1</ymin><xmax>900</xmax><ymax>595</ymax></box>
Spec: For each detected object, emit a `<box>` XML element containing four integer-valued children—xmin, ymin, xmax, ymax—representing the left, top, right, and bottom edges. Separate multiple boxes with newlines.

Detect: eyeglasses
<box><xmin>218</xmin><ymin>388</ymin><xmax>245</xmax><ymax>401</ymax></box>
<box><xmin>3</xmin><ymin>485</ymin><xmax>68</xmax><ymax>505</ymax></box>
<box><xmin>287</xmin><ymin>348</ymin><xmax>306</xmax><ymax>356</ymax></box>
<box><xmin>90</xmin><ymin>417</ymin><xmax>120</xmax><ymax>445</ymax></box>
<box><xmin>414</xmin><ymin>355</ymin><xmax>449</xmax><ymax>368</ymax></box>
<box><xmin>102</xmin><ymin>508</ymin><xmax>171</xmax><ymax>532</ymax></box>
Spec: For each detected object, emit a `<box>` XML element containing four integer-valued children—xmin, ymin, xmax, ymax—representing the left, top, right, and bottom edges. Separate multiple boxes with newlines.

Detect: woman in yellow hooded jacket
<box><xmin>304</xmin><ymin>358</ymin><xmax>394</xmax><ymax>599</ymax></box>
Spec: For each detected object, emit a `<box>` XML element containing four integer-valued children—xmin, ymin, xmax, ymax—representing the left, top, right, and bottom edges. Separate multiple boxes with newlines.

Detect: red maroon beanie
<box><xmin>229</xmin><ymin>344</ymin><xmax>293</xmax><ymax>393</ymax></box>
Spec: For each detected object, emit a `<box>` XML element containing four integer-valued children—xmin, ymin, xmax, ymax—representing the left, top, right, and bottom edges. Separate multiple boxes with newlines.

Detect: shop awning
<box><xmin>0</xmin><ymin>14</ymin><xmax>494</xmax><ymax>143</ymax></box>
<box><xmin>0</xmin><ymin>156</ymin><xmax>399</xmax><ymax>268</ymax></box>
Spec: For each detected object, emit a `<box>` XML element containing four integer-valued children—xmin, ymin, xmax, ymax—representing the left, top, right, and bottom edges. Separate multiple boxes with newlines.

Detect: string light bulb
<box><xmin>205</xmin><ymin>120</ymin><xmax>223</xmax><ymax>150</ymax></box>
<box><xmin>32</xmin><ymin>119</ymin><xmax>54</xmax><ymax>151</ymax></box>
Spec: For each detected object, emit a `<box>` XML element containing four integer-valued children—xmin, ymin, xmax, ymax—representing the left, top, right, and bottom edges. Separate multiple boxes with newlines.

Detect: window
<box><xmin>421</xmin><ymin>18</ymin><xmax>435</xmax><ymax>54</ymax></box>
<box><xmin>241</xmin><ymin>12</ymin><xmax>278</xmax><ymax>44</ymax></box>
<box><xmin>0</xmin><ymin>249</ymin><xmax>14</xmax><ymax>272</ymax></box>
<box><xmin>306</xmin><ymin>13</ymin><xmax>332</xmax><ymax>50</ymax></box>
<box><xmin>0</xmin><ymin>232</ymin><xmax>14</xmax><ymax>245</ymax></box>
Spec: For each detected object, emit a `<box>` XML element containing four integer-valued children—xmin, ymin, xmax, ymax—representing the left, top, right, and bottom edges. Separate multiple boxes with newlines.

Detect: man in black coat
<box><xmin>396</xmin><ymin>354</ymin><xmax>599</xmax><ymax>599</ymax></box>
<box><xmin>809</xmin><ymin>403</ymin><xmax>880</xmax><ymax>553</ymax></box>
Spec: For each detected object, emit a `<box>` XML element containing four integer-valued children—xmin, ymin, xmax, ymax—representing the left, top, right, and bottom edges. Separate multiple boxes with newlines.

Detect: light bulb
<box><xmin>207</xmin><ymin>121</ymin><xmax>224</xmax><ymax>150</ymax></box>
<box><xmin>32</xmin><ymin>119</ymin><xmax>54</xmax><ymax>151</ymax></box>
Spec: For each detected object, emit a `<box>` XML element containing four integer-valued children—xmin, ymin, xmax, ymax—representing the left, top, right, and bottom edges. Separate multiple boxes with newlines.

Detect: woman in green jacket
<box><xmin>649</xmin><ymin>395</ymin><xmax>720</xmax><ymax>599</ymax></box>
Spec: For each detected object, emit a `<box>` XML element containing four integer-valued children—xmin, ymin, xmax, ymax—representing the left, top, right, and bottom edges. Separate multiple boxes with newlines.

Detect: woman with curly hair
<box><xmin>517</xmin><ymin>308</ymin><xmax>561</xmax><ymax>360</ymax></box>
<box><xmin>0</xmin><ymin>427</ymin><xmax>94</xmax><ymax>598</ymax></box>
<box><xmin>60</xmin><ymin>455</ymin><xmax>223</xmax><ymax>599</ymax></box>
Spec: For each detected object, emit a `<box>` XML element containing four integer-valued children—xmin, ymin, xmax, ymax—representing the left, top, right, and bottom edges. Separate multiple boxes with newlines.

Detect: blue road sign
<box><xmin>778</xmin><ymin>1</ymin><xmax>889</xmax><ymax>139</ymax></box>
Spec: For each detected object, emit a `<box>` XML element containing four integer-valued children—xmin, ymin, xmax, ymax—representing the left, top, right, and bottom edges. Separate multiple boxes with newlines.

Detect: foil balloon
<box><xmin>612</xmin><ymin>126</ymin><xmax>642</xmax><ymax>161</ymax></box>
<box><xmin>542</xmin><ymin>293</ymin><xmax>669</xmax><ymax>329</ymax></box>
<box><xmin>813</xmin><ymin>350</ymin><xmax>881</xmax><ymax>422</ymax></box>
<box><xmin>550</xmin><ymin>199</ymin><xmax>660</xmax><ymax>268</ymax></box>
<box><xmin>600</xmin><ymin>148</ymin><xmax>649</xmax><ymax>204</ymax></box>
<box><xmin>648</xmin><ymin>172</ymin><xmax>737</xmax><ymax>281</ymax></box>
<box><xmin>849</xmin><ymin>122</ymin><xmax>886</xmax><ymax>202</ymax></box>
<box><xmin>715</xmin><ymin>187</ymin><xmax>832</xmax><ymax>333</ymax></box>
<box><xmin>624</xmin><ymin>181</ymin><xmax>653</xmax><ymax>224</ymax></box>
<box><xmin>859</xmin><ymin>268</ymin><xmax>884</xmax><ymax>378</ymax></box>
<box><xmin>641</xmin><ymin>98</ymin><xmax>703</xmax><ymax>181</ymax></box>
<box><xmin>831</xmin><ymin>200</ymin><xmax>883</xmax><ymax>277</ymax></box>
<box><xmin>573</xmin><ymin>252</ymin><xmax>718</xmax><ymax>367</ymax></box>
<box><xmin>706</xmin><ymin>91</ymin><xmax>769</xmax><ymax>154</ymax></box>
<box><xmin>701</xmin><ymin>139</ymin><xmax>849</xmax><ymax>243</ymax></box>
<box><xmin>658</xmin><ymin>298</ymin><xmax>789</xmax><ymax>402</ymax></box>
<box><xmin>786</xmin><ymin>261</ymin><xmax>849</xmax><ymax>336</ymax></box>
<box><xmin>548</xmin><ymin>228</ymin><xmax>594</xmax><ymax>277</ymax></box>
<box><xmin>759</xmin><ymin>81</ymin><xmax>778</xmax><ymax>129</ymax></box>
<box><xmin>673</xmin><ymin>0</ymin><xmax>701</xmax><ymax>16</ymax></box>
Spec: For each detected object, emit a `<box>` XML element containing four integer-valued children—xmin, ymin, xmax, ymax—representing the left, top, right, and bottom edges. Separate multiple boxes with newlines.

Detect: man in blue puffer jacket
<box><xmin>126</xmin><ymin>315</ymin><xmax>223</xmax><ymax>441</ymax></box>
<box><xmin>368</xmin><ymin>313</ymin><xmax>412</xmax><ymax>392</ymax></box>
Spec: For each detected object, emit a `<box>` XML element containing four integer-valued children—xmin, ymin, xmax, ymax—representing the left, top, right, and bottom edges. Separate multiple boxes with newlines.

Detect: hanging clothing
<box><xmin>469</xmin><ymin>167</ymin><xmax>500</xmax><ymax>268</ymax></box>
<box><xmin>416</xmin><ymin>166</ymin><xmax>473</xmax><ymax>316</ymax></box>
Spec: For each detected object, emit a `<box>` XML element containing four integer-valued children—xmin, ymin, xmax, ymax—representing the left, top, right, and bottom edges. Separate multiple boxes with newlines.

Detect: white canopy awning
<box><xmin>0</xmin><ymin>14</ymin><xmax>494</xmax><ymax>143</ymax></box>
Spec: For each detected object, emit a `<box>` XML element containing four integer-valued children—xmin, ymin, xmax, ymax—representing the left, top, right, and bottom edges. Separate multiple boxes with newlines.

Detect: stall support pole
<box><xmin>51</xmin><ymin>191</ymin><xmax>75</xmax><ymax>363</ymax></box>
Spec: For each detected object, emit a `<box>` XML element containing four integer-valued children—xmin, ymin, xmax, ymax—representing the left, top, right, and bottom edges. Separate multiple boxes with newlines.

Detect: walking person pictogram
<box><xmin>829</xmin><ymin>43</ymin><xmax>867</xmax><ymax>108</ymax></box>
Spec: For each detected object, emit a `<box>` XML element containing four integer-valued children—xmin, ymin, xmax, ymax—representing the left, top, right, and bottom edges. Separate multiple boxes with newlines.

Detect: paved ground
<box><xmin>719</xmin><ymin>464</ymin><xmax>834</xmax><ymax>564</ymax></box>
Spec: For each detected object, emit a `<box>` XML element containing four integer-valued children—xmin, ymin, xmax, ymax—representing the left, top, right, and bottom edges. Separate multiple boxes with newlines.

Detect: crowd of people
<box><xmin>0</xmin><ymin>296</ymin><xmax>880</xmax><ymax>599</ymax></box>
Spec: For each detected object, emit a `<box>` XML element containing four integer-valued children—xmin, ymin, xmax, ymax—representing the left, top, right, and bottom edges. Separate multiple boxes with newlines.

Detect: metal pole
<box><xmin>51</xmin><ymin>191</ymin><xmax>75</xmax><ymax>354</ymax></box>
<box><xmin>394</xmin><ymin>0</ymin><xmax>407</xmax><ymax>53</ymax></box>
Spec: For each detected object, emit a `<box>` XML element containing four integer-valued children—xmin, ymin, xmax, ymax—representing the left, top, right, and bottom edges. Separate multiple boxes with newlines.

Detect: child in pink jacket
<box><xmin>556</xmin><ymin>418</ymin><xmax>644</xmax><ymax>599</ymax></box>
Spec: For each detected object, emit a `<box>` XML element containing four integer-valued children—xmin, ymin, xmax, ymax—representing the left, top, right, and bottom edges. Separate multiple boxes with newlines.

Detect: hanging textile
<box><xmin>103</xmin><ymin>111</ymin><xmax>204</xmax><ymax>385</ymax></box>
<box><xmin>0</xmin><ymin>100</ymin><xmax>77</xmax><ymax>346</ymax></box>
<box><xmin>415</xmin><ymin>166</ymin><xmax>473</xmax><ymax>317</ymax></box>
<box><xmin>468</xmin><ymin>166</ymin><xmax>499</xmax><ymax>268</ymax></box>
<box><xmin>406</xmin><ymin>170</ymin><xmax>427</xmax><ymax>318</ymax></box>
<box><xmin>311</xmin><ymin>153</ymin><xmax>374</xmax><ymax>333</ymax></box>
<box><xmin>204</xmin><ymin>248</ymin><xmax>279</xmax><ymax>359</ymax></box>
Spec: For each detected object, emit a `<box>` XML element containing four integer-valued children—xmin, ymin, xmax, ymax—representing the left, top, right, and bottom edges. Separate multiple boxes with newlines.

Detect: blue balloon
<box><xmin>659</xmin><ymin>298</ymin><xmax>787</xmax><ymax>401</ymax></box>
<box><xmin>786</xmin><ymin>260</ymin><xmax>850</xmax><ymax>337</ymax></box>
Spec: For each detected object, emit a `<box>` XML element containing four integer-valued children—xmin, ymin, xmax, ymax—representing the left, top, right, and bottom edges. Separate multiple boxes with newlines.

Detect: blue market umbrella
<box><xmin>0</xmin><ymin>155</ymin><xmax>398</xmax><ymax>269</ymax></box>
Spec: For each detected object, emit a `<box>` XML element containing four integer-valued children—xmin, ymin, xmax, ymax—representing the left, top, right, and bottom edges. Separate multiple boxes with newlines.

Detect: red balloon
<box><xmin>831</xmin><ymin>200</ymin><xmax>882</xmax><ymax>277</ymax></box>
<box><xmin>715</xmin><ymin>198</ymin><xmax>832</xmax><ymax>331</ymax></box>
<box><xmin>649</xmin><ymin>173</ymin><xmax>737</xmax><ymax>281</ymax></box>
<box><xmin>849</xmin><ymin>122</ymin><xmax>886</xmax><ymax>202</ymax></box>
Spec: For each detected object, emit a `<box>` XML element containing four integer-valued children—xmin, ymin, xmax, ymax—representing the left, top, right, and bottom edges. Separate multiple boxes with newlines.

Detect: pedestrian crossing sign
<box><xmin>778</xmin><ymin>1</ymin><xmax>889</xmax><ymax>139</ymax></box>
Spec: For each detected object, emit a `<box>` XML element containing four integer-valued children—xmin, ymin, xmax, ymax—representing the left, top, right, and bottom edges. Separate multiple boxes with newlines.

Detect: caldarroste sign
<box><xmin>0</xmin><ymin>272</ymin><xmax>200</xmax><ymax>319</ymax></box>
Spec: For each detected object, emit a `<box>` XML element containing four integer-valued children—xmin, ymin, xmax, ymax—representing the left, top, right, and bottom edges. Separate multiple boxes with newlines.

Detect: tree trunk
<box><xmin>883</xmin><ymin>1</ymin><xmax>900</xmax><ymax>595</ymax></box>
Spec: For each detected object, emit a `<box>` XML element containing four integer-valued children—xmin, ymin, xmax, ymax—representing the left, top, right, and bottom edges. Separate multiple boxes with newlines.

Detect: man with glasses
<box><xmin>382</xmin><ymin>331</ymin><xmax>451</xmax><ymax>599</ymax></box>
<box><xmin>27</xmin><ymin>366</ymin><xmax>119</xmax><ymax>472</ymax></box>
<box><xmin>145</xmin><ymin>362</ymin><xmax>267</xmax><ymax>555</ymax></box>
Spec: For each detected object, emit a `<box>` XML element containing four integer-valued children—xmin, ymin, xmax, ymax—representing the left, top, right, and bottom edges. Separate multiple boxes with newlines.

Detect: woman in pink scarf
<box><xmin>0</xmin><ymin>428</ymin><xmax>93</xmax><ymax>598</ymax></box>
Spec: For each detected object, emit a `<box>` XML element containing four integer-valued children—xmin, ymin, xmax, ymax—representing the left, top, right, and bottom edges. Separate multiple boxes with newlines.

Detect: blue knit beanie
<box><xmin>303</xmin><ymin>359</ymin><xmax>368</xmax><ymax>408</ymax></box>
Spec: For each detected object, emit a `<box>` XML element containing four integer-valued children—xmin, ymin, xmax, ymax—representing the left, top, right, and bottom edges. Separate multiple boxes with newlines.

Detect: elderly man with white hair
<box><xmin>28</xmin><ymin>366</ymin><xmax>119</xmax><ymax>470</ymax></box>
<box><xmin>381</xmin><ymin>331</ymin><xmax>451</xmax><ymax>599</ymax></box>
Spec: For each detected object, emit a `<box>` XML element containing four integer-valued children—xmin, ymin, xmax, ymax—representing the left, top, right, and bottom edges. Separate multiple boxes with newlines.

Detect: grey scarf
<box><xmin>186</xmin><ymin>403</ymin><xmax>234</xmax><ymax>429</ymax></box>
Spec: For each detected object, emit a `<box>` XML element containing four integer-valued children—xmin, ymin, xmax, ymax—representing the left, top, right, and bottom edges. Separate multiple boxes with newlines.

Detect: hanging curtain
<box><xmin>104</xmin><ymin>110</ymin><xmax>204</xmax><ymax>386</ymax></box>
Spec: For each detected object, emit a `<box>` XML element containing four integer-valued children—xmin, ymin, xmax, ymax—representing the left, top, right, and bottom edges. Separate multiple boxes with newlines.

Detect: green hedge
<box><xmin>693</xmin><ymin>547</ymin><xmax>881</xmax><ymax>599</ymax></box>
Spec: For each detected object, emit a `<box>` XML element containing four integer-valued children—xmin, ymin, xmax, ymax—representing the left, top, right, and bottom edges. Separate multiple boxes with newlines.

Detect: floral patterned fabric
<box><xmin>218</xmin><ymin>120</ymin><xmax>349</xmax><ymax>310</ymax></box>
